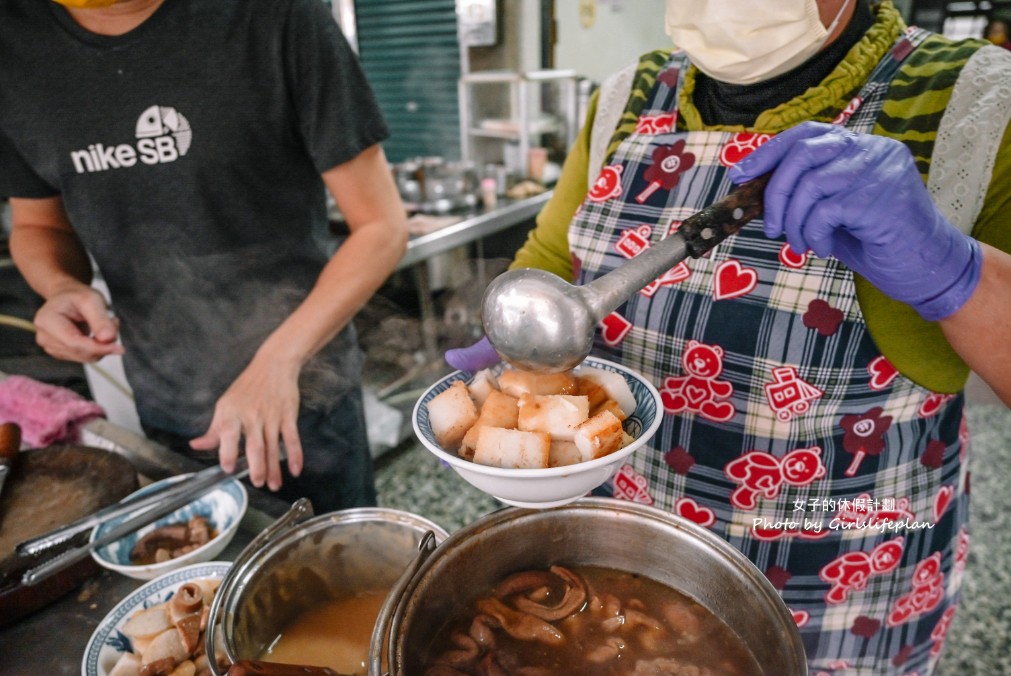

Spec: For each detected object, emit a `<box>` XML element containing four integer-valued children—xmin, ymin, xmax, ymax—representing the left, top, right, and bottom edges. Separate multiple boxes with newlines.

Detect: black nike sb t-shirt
<box><xmin>0</xmin><ymin>0</ymin><xmax>389</xmax><ymax>431</ymax></box>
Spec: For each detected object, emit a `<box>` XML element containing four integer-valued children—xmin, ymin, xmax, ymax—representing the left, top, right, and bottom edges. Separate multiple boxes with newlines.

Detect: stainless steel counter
<box><xmin>396</xmin><ymin>191</ymin><xmax>551</xmax><ymax>270</ymax></box>
<box><xmin>369</xmin><ymin>191</ymin><xmax>551</xmax><ymax>404</ymax></box>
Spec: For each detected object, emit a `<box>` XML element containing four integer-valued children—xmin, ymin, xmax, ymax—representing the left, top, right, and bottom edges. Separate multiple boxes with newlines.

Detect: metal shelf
<box><xmin>458</xmin><ymin>69</ymin><xmax>578</xmax><ymax>174</ymax></box>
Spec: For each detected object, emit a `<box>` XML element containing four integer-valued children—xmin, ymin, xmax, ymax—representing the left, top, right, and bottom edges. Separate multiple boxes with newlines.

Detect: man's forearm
<box><xmin>9</xmin><ymin>198</ymin><xmax>93</xmax><ymax>298</ymax></box>
<box><xmin>250</xmin><ymin>143</ymin><xmax>408</xmax><ymax>370</ymax></box>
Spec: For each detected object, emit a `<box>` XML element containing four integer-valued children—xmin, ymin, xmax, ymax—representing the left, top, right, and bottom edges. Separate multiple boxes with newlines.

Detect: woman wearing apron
<box><xmin>451</xmin><ymin>1</ymin><xmax>1011</xmax><ymax>672</ymax></box>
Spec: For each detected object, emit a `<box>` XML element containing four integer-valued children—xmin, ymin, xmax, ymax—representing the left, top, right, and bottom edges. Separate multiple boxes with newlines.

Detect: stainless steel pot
<box><xmin>372</xmin><ymin>498</ymin><xmax>807</xmax><ymax>675</ymax></box>
<box><xmin>206</xmin><ymin>499</ymin><xmax>449</xmax><ymax>675</ymax></box>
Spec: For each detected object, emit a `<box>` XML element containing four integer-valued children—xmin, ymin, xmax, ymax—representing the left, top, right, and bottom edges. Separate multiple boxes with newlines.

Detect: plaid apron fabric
<box><xmin>570</xmin><ymin>29</ymin><xmax>969</xmax><ymax>675</ymax></box>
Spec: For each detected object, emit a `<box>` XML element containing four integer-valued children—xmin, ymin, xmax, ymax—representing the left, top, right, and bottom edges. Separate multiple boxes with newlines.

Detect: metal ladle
<box><xmin>481</xmin><ymin>174</ymin><xmax>771</xmax><ymax>373</ymax></box>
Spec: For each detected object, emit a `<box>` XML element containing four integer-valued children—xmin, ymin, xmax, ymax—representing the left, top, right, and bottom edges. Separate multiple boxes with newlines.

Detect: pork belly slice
<box><xmin>427</xmin><ymin>380</ymin><xmax>479</xmax><ymax>450</ymax></box>
<box><xmin>473</xmin><ymin>427</ymin><xmax>551</xmax><ymax>469</ymax></box>
<box><xmin>573</xmin><ymin>410</ymin><xmax>625</xmax><ymax>461</ymax></box>
<box><xmin>517</xmin><ymin>394</ymin><xmax>589</xmax><ymax>441</ymax></box>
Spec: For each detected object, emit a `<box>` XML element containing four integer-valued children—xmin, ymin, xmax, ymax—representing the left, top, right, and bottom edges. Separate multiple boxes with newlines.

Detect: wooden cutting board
<box><xmin>0</xmin><ymin>444</ymin><xmax>138</xmax><ymax>626</ymax></box>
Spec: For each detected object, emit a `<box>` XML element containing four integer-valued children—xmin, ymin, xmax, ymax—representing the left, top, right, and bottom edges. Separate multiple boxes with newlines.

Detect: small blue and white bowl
<box><xmin>414</xmin><ymin>356</ymin><xmax>663</xmax><ymax>508</ymax></box>
<box><xmin>90</xmin><ymin>474</ymin><xmax>247</xmax><ymax>580</ymax></box>
<box><xmin>82</xmin><ymin>560</ymin><xmax>231</xmax><ymax>676</ymax></box>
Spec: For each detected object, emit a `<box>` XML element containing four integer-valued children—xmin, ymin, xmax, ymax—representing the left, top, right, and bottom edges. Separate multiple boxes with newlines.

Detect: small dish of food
<box><xmin>90</xmin><ymin>474</ymin><xmax>247</xmax><ymax>581</ymax></box>
<box><xmin>82</xmin><ymin>560</ymin><xmax>231</xmax><ymax>676</ymax></box>
<box><xmin>413</xmin><ymin>356</ymin><xmax>662</xmax><ymax>508</ymax></box>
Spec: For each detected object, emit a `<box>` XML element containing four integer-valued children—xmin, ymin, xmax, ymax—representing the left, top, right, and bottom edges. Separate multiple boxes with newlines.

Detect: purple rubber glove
<box><xmin>728</xmin><ymin>122</ymin><xmax>982</xmax><ymax>322</ymax></box>
<box><xmin>445</xmin><ymin>336</ymin><xmax>501</xmax><ymax>372</ymax></box>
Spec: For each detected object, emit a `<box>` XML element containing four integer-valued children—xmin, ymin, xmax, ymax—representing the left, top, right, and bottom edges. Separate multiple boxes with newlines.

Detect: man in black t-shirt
<box><xmin>0</xmin><ymin>0</ymin><xmax>408</xmax><ymax>511</ymax></box>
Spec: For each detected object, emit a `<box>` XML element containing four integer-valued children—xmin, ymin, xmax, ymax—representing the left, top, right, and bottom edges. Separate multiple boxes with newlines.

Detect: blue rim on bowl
<box><xmin>412</xmin><ymin>356</ymin><xmax>663</xmax><ymax>508</ymax></box>
<box><xmin>90</xmin><ymin>474</ymin><xmax>247</xmax><ymax>579</ymax></box>
<box><xmin>81</xmin><ymin>560</ymin><xmax>231</xmax><ymax>676</ymax></box>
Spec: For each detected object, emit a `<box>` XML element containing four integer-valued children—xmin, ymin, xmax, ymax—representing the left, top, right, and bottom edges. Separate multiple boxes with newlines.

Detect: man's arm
<box><xmin>8</xmin><ymin>195</ymin><xmax>122</xmax><ymax>361</ymax></box>
<box><xmin>190</xmin><ymin>144</ymin><xmax>408</xmax><ymax>489</ymax></box>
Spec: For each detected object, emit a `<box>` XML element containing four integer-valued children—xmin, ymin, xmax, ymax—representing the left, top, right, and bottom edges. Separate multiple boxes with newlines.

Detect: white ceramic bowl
<box><xmin>413</xmin><ymin>356</ymin><xmax>663</xmax><ymax>508</ymax></box>
<box><xmin>90</xmin><ymin>474</ymin><xmax>247</xmax><ymax>580</ymax></box>
<box><xmin>81</xmin><ymin>560</ymin><xmax>231</xmax><ymax>676</ymax></box>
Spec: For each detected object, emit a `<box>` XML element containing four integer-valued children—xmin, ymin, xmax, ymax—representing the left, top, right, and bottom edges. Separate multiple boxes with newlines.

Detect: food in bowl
<box><xmin>425</xmin><ymin>365</ymin><xmax>638</xmax><ymax>469</ymax></box>
<box><xmin>130</xmin><ymin>515</ymin><xmax>217</xmax><ymax>565</ymax></box>
<box><xmin>413</xmin><ymin>358</ymin><xmax>663</xmax><ymax>508</ymax></box>
<box><xmin>91</xmin><ymin>475</ymin><xmax>247</xmax><ymax>581</ymax></box>
<box><xmin>107</xmin><ymin>576</ymin><xmax>227</xmax><ymax>676</ymax></box>
<box><xmin>421</xmin><ymin>564</ymin><xmax>760</xmax><ymax>675</ymax></box>
<box><xmin>259</xmin><ymin>590</ymin><xmax>389</xmax><ymax>674</ymax></box>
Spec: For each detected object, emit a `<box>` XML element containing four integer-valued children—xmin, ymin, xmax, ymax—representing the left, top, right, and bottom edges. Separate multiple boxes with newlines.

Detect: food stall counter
<box><xmin>0</xmin><ymin>419</ymin><xmax>290</xmax><ymax>675</ymax></box>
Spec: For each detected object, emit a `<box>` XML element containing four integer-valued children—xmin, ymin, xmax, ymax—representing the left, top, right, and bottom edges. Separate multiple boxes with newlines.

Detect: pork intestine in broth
<box><xmin>422</xmin><ymin>565</ymin><xmax>760</xmax><ymax>676</ymax></box>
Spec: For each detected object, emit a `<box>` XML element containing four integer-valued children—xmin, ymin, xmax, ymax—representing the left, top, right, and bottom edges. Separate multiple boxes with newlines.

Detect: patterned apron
<box><xmin>570</xmin><ymin>29</ymin><xmax>969</xmax><ymax>675</ymax></box>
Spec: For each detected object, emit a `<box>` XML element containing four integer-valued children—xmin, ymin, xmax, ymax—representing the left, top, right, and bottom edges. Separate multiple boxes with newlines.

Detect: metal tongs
<box><xmin>15</xmin><ymin>457</ymin><xmax>252</xmax><ymax>586</ymax></box>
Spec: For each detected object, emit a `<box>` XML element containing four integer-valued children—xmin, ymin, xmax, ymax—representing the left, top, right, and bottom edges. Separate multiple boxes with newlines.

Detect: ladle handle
<box><xmin>679</xmin><ymin>172</ymin><xmax>770</xmax><ymax>257</ymax></box>
<box><xmin>582</xmin><ymin>173</ymin><xmax>770</xmax><ymax>320</ymax></box>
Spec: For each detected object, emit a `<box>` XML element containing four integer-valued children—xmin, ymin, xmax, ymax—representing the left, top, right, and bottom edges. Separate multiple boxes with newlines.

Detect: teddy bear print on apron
<box><xmin>568</xmin><ymin>28</ymin><xmax>969</xmax><ymax>674</ymax></box>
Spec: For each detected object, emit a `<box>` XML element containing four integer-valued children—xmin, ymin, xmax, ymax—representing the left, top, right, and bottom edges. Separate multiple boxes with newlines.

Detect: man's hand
<box><xmin>188</xmin><ymin>143</ymin><xmax>406</xmax><ymax>491</ymax></box>
<box><xmin>189</xmin><ymin>353</ymin><xmax>304</xmax><ymax>491</ymax></box>
<box><xmin>729</xmin><ymin>121</ymin><xmax>982</xmax><ymax>322</ymax></box>
<box><xmin>32</xmin><ymin>283</ymin><xmax>124</xmax><ymax>362</ymax></box>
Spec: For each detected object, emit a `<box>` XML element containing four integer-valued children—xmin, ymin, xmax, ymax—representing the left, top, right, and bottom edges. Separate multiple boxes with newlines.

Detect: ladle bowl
<box><xmin>481</xmin><ymin>268</ymin><xmax>598</xmax><ymax>373</ymax></box>
<box><xmin>481</xmin><ymin>174</ymin><xmax>770</xmax><ymax>372</ymax></box>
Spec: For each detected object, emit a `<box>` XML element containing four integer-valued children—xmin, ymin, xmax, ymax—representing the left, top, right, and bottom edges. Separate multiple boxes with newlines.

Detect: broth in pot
<box><xmin>260</xmin><ymin>590</ymin><xmax>387</xmax><ymax>675</ymax></box>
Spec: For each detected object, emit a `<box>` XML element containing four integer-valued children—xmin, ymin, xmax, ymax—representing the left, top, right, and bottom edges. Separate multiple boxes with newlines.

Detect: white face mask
<box><xmin>665</xmin><ymin>0</ymin><xmax>854</xmax><ymax>85</ymax></box>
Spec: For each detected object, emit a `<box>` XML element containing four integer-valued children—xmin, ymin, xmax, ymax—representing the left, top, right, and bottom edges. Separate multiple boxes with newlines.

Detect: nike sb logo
<box><xmin>70</xmin><ymin>105</ymin><xmax>192</xmax><ymax>174</ymax></box>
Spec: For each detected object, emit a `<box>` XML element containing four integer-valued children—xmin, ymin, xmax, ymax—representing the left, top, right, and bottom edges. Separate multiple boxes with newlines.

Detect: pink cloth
<box><xmin>0</xmin><ymin>375</ymin><xmax>105</xmax><ymax>447</ymax></box>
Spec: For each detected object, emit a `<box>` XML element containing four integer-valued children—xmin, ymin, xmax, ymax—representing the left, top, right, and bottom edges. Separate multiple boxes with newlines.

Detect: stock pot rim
<box><xmin>208</xmin><ymin>502</ymin><xmax>449</xmax><ymax>675</ymax></box>
<box><xmin>378</xmin><ymin>497</ymin><xmax>807</xmax><ymax>676</ymax></box>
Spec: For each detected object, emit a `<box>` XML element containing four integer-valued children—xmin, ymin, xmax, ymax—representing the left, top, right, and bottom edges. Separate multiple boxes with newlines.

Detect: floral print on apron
<box><xmin>569</xmin><ymin>29</ymin><xmax>969</xmax><ymax>675</ymax></box>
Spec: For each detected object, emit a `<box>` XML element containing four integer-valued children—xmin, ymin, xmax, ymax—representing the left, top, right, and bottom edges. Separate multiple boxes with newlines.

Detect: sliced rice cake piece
<box><xmin>573</xmin><ymin>410</ymin><xmax>625</xmax><ymax>461</ymax></box>
<box><xmin>467</xmin><ymin>368</ymin><xmax>500</xmax><ymax>408</ymax></box>
<box><xmin>576</xmin><ymin>377</ymin><xmax>610</xmax><ymax>411</ymax></box>
<box><xmin>549</xmin><ymin>440</ymin><xmax>582</xmax><ymax>468</ymax></box>
<box><xmin>517</xmin><ymin>394</ymin><xmax>589</xmax><ymax>441</ymax></box>
<box><xmin>591</xmin><ymin>397</ymin><xmax>627</xmax><ymax>422</ymax></box>
<box><xmin>459</xmin><ymin>390</ymin><xmax>520</xmax><ymax>460</ymax></box>
<box><xmin>427</xmin><ymin>380</ymin><xmax>479</xmax><ymax>450</ymax></box>
<box><xmin>498</xmin><ymin>369</ymin><xmax>578</xmax><ymax>397</ymax></box>
<box><xmin>473</xmin><ymin>427</ymin><xmax>551</xmax><ymax>469</ymax></box>
<box><xmin>576</xmin><ymin>368</ymin><xmax>637</xmax><ymax>419</ymax></box>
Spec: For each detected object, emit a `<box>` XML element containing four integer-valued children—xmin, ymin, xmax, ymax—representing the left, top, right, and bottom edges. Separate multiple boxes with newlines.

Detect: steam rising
<box><xmin>110</xmin><ymin>240</ymin><xmax>361</xmax><ymax>435</ymax></box>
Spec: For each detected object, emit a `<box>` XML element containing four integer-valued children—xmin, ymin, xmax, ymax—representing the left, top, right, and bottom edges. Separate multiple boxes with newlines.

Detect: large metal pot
<box><xmin>372</xmin><ymin>498</ymin><xmax>807</xmax><ymax>675</ymax></box>
<box><xmin>206</xmin><ymin>499</ymin><xmax>449</xmax><ymax>675</ymax></box>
